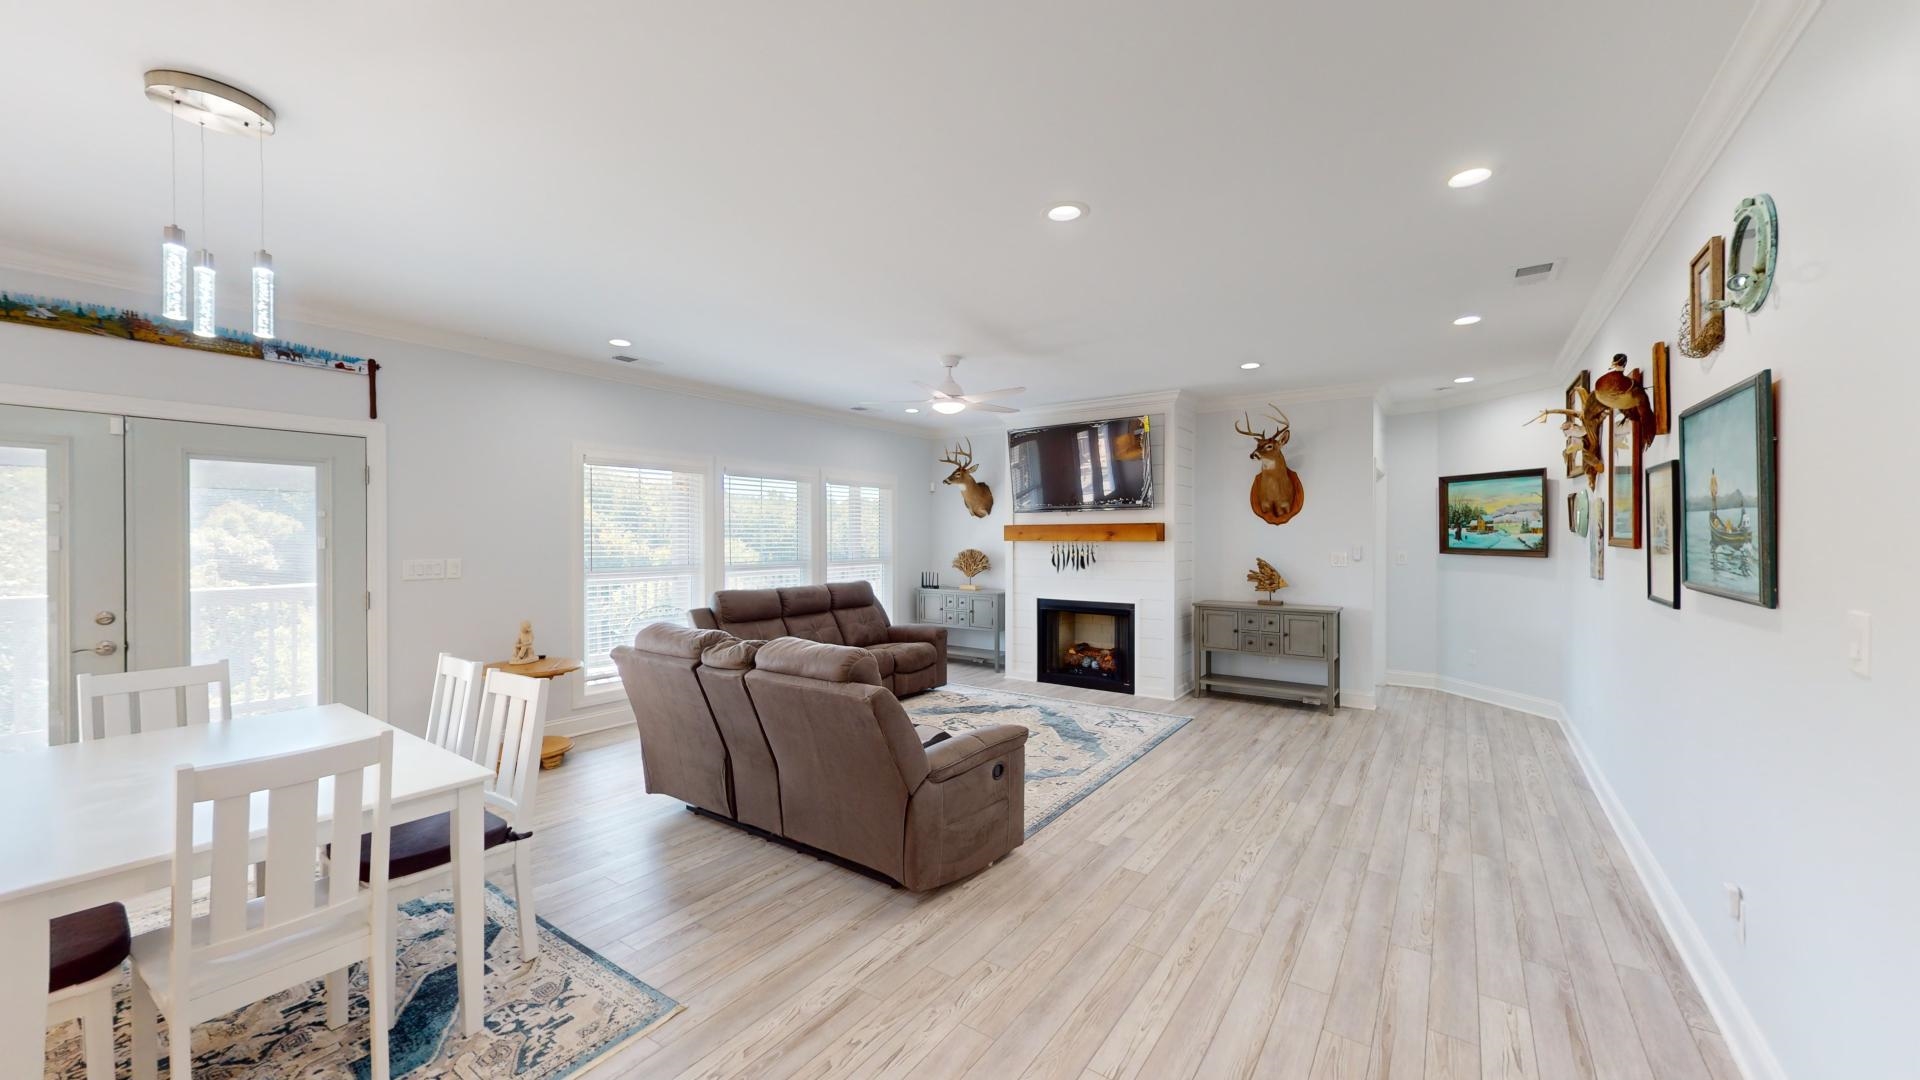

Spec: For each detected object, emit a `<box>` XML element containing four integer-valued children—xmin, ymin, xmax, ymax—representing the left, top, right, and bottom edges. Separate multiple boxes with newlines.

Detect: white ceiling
<box><xmin>0</xmin><ymin>1</ymin><xmax>1752</xmax><ymax>421</ymax></box>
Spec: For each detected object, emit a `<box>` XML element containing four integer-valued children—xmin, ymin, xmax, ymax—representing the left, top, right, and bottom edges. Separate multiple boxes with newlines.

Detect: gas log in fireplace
<box><xmin>1036</xmin><ymin>598</ymin><xmax>1135</xmax><ymax>694</ymax></box>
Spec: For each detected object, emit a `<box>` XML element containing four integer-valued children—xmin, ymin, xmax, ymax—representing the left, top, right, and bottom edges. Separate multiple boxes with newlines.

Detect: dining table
<box><xmin>0</xmin><ymin>704</ymin><xmax>496</xmax><ymax>1077</ymax></box>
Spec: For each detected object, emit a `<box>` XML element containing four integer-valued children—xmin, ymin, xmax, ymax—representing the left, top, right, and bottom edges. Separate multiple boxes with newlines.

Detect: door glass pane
<box><xmin>189</xmin><ymin>459</ymin><xmax>320</xmax><ymax>716</ymax></box>
<box><xmin>0</xmin><ymin>446</ymin><xmax>51</xmax><ymax>749</ymax></box>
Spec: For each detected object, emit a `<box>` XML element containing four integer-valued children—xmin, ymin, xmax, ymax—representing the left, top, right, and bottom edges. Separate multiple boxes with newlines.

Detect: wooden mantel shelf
<box><xmin>1002</xmin><ymin>523</ymin><xmax>1166</xmax><ymax>543</ymax></box>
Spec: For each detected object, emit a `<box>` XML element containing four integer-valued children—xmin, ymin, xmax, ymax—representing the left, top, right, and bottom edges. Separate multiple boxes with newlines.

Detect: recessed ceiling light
<box><xmin>932</xmin><ymin>400</ymin><xmax>967</xmax><ymax>414</ymax></box>
<box><xmin>607</xmin><ymin>337</ymin><xmax>631</xmax><ymax>348</ymax></box>
<box><xmin>904</xmin><ymin>407</ymin><xmax>920</xmax><ymax>414</ymax></box>
<box><xmin>1240</xmin><ymin>362</ymin><xmax>1262</xmax><ymax>370</ymax></box>
<box><xmin>1447</xmin><ymin>167</ymin><xmax>1492</xmax><ymax>188</ymax></box>
<box><xmin>1454</xmin><ymin>376</ymin><xmax>1476</xmax><ymax>384</ymax></box>
<box><xmin>1452</xmin><ymin>314</ymin><xmax>1482</xmax><ymax>326</ymax></box>
<box><xmin>1046</xmin><ymin>203</ymin><xmax>1087</xmax><ymax>222</ymax></box>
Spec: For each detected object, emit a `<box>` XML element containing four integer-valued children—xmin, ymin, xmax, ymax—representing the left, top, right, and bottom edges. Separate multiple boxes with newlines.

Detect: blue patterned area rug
<box><xmin>906</xmin><ymin>684</ymin><xmax>1191</xmax><ymax>836</ymax></box>
<box><xmin>45</xmin><ymin>884</ymin><xmax>680</xmax><ymax>1079</ymax></box>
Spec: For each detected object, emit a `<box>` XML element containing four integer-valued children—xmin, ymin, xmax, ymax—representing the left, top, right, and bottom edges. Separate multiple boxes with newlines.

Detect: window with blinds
<box><xmin>723</xmin><ymin>473</ymin><xmax>808</xmax><ymax>591</ymax></box>
<box><xmin>825</xmin><ymin>481</ymin><xmax>893</xmax><ymax>612</ymax></box>
<box><xmin>582</xmin><ymin>460</ymin><xmax>704</xmax><ymax>687</ymax></box>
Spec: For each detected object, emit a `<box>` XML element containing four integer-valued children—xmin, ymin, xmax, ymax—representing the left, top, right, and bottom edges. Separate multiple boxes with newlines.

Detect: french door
<box><xmin>0</xmin><ymin>404</ymin><xmax>367</xmax><ymax>748</ymax></box>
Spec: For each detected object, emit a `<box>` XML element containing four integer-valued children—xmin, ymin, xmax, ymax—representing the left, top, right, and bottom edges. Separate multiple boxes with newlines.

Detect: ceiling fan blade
<box><xmin>857</xmin><ymin>400</ymin><xmax>932</xmax><ymax>406</ymax></box>
<box><xmin>961</xmin><ymin>386</ymin><xmax>1025</xmax><ymax>402</ymax></box>
<box><xmin>968</xmin><ymin>402</ymin><xmax>1021</xmax><ymax>414</ymax></box>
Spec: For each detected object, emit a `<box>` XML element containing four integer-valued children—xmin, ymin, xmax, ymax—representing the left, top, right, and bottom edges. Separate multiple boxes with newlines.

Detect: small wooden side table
<box><xmin>487</xmin><ymin>656</ymin><xmax>581</xmax><ymax>768</ymax></box>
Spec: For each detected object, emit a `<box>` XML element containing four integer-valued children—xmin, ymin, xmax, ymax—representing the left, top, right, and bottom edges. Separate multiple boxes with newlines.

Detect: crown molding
<box><xmin>0</xmin><ymin>243</ymin><xmax>927</xmax><ymax>438</ymax></box>
<box><xmin>1379</xmin><ymin>370</ymin><xmax>1563</xmax><ymax>416</ymax></box>
<box><xmin>1549</xmin><ymin>0</ymin><xmax>1824</xmax><ymax>377</ymax></box>
<box><xmin>990</xmin><ymin>389</ymin><xmax>1187</xmax><ymax>429</ymax></box>
<box><xmin>1195</xmin><ymin>382</ymin><xmax>1378</xmax><ymax>414</ymax></box>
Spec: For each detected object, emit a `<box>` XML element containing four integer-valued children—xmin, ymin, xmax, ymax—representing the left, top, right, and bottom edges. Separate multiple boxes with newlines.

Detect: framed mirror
<box><xmin>1724</xmin><ymin>193</ymin><xmax>1778</xmax><ymax>313</ymax></box>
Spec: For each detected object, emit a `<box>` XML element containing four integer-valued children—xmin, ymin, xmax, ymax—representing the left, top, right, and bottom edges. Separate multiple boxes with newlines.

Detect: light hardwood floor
<box><xmin>524</xmin><ymin>674</ymin><xmax>1735</xmax><ymax>1079</ymax></box>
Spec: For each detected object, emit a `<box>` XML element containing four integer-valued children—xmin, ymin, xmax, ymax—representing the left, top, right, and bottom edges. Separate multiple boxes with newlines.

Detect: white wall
<box><xmin>0</xmin><ymin>267</ymin><xmax>932</xmax><ymax>735</ymax></box>
<box><xmin>1384</xmin><ymin>2</ymin><xmax>1920</xmax><ymax>1074</ymax></box>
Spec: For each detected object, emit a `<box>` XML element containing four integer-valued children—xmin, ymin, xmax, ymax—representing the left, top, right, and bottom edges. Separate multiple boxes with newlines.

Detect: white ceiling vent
<box><xmin>1511</xmin><ymin>260</ymin><xmax>1562</xmax><ymax>286</ymax></box>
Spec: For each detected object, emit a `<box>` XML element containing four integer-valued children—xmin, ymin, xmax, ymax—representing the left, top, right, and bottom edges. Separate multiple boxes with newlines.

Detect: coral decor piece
<box><xmin>938</xmin><ymin>439</ymin><xmax>995</xmax><ymax>518</ymax></box>
<box><xmin>951</xmin><ymin>548</ymin><xmax>990</xmax><ymax>589</ymax></box>
<box><xmin>1246</xmin><ymin>558</ymin><xmax>1290</xmax><ymax>605</ymax></box>
<box><xmin>1234</xmin><ymin>406</ymin><xmax>1305</xmax><ymax>524</ymax></box>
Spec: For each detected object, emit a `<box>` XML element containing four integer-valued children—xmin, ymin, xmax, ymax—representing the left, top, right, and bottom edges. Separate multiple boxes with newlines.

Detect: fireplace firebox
<box><xmin>1036</xmin><ymin>598</ymin><xmax>1135</xmax><ymax>694</ymax></box>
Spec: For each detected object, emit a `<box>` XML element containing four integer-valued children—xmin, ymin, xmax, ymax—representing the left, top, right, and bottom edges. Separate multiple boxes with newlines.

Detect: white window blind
<box><xmin>825</xmin><ymin>481</ymin><xmax>893</xmax><ymax>612</ymax></box>
<box><xmin>583</xmin><ymin>460</ymin><xmax>704</xmax><ymax>687</ymax></box>
<box><xmin>723</xmin><ymin>472</ymin><xmax>808</xmax><ymax>590</ymax></box>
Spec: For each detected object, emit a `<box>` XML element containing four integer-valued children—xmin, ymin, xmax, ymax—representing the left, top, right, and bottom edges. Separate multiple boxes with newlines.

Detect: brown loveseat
<box><xmin>611</xmin><ymin>626</ymin><xmax>1027</xmax><ymax>890</ymax></box>
<box><xmin>688</xmin><ymin>581</ymin><xmax>946</xmax><ymax>697</ymax></box>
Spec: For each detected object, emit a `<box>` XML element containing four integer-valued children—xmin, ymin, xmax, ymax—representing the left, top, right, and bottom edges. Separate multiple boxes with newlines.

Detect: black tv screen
<box><xmin>1008</xmin><ymin>415</ymin><xmax>1153</xmax><ymax>511</ymax></box>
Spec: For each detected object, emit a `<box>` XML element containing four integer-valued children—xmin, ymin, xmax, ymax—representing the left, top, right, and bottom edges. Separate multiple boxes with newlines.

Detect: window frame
<box><xmin>821</xmin><ymin>470</ymin><xmax>897</xmax><ymax>617</ymax></box>
<box><xmin>717</xmin><ymin>459</ymin><xmax>818</xmax><ymax>594</ymax></box>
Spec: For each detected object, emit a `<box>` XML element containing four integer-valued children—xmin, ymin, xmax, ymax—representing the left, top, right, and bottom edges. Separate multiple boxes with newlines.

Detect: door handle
<box><xmin>73</xmin><ymin>640</ymin><xmax>119</xmax><ymax>656</ymax></box>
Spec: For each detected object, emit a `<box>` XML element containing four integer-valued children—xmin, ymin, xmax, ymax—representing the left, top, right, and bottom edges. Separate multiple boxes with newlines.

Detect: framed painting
<box><xmin>1650</xmin><ymin>342</ymin><xmax>1672</xmax><ymax>435</ymax></box>
<box><xmin>1609</xmin><ymin>409</ymin><xmax>1642</xmax><ymax>548</ymax></box>
<box><xmin>1567</xmin><ymin>489</ymin><xmax>1589</xmax><ymax>536</ymax></box>
<box><xmin>1563</xmin><ymin>370</ymin><xmax>1592</xmax><ymax>478</ymax></box>
<box><xmin>1679</xmin><ymin>370</ymin><xmax>1777</xmax><ymax>607</ymax></box>
<box><xmin>1439</xmin><ymin>469</ymin><xmax>1548</xmax><ymax>557</ymax></box>
<box><xmin>1688</xmin><ymin>237</ymin><xmax>1726</xmax><ymax>354</ymax></box>
<box><xmin>1589</xmin><ymin>495</ymin><xmax>1605</xmax><ymax>579</ymax></box>
<box><xmin>1646</xmin><ymin>460</ymin><xmax>1680</xmax><ymax>608</ymax></box>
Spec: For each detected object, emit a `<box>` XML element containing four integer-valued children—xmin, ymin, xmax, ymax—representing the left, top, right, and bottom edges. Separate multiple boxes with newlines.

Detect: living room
<box><xmin>0</xmin><ymin>1</ymin><xmax>1910</xmax><ymax>1078</ymax></box>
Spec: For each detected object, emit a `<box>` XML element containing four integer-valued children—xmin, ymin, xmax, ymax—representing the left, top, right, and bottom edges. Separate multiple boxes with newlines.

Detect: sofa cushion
<box><xmin>784</xmin><ymin>610</ymin><xmax>845</xmax><ymax>644</ymax></box>
<box><xmin>756</xmin><ymin>637</ymin><xmax>883</xmax><ymax>686</ymax></box>
<box><xmin>702</xmin><ymin>639</ymin><xmax>765</xmax><ymax>670</ymax></box>
<box><xmin>869</xmin><ymin>641</ymin><xmax>937</xmax><ymax>674</ymax></box>
<box><xmin>826</xmin><ymin>580</ymin><xmax>879</xmax><ymax>609</ymax></box>
<box><xmin>832</xmin><ymin>602</ymin><xmax>890</xmax><ymax>647</ymax></box>
<box><xmin>864</xmin><ymin>647</ymin><xmax>896</xmax><ymax>678</ymax></box>
<box><xmin>712</xmin><ymin>589</ymin><xmax>783</xmax><ymax>624</ymax></box>
<box><xmin>633</xmin><ymin>623</ymin><xmax>733</xmax><ymax>659</ymax></box>
<box><xmin>778</xmin><ymin>585</ymin><xmax>833</xmax><ymax>616</ymax></box>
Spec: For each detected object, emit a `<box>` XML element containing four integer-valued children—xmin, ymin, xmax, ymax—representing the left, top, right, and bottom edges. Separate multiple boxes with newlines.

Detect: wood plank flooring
<box><xmin>521</xmin><ymin>675</ymin><xmax>1730</xmax><ymax>1079</ymax></box>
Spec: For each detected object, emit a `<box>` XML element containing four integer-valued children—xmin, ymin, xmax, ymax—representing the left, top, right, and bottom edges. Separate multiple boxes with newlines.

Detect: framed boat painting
<box><xmin>1679</xmin><ymin>371</ymin><xmax>1777</xmax><ymax>607</ymax></box>
<box><xmin>1646</xmin><ymin>460</ymin><xmax>1680</xmax><ymax>608</ymax></box>
<box><xmin>1609</xmin><ymin>409</ymin><xmax>1642</xmax><ymax>548</ymax></box>
<box><xmin>1438</xmin><ymin>469</ymin><xmax>1548</xmax><ymax>557</ymax></box>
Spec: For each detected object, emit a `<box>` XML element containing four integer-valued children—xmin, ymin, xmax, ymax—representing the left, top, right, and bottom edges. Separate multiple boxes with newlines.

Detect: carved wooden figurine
<box><xmin>952</xmin><ymin>548</ymin><xmax>990</xmax><ymax>589</ymax></box>
<box><xmin>939</xmin><ymin>438</ymin><xmax>995</xmax><ymax>518</ymax></box>
<box><xmin>1236</xmin><ymin>406</ymin><xmax>1305</xmax><ymax>524</ymax></box>
<box><xmin>1247</xmin><ymin>558</ymin><xmax>1289</xmax><ymax>605</ymax></box>
<box><xmin>510</xmin><ymin>620</ymin><xmax>535</xmax><ymax>664</ymax></box>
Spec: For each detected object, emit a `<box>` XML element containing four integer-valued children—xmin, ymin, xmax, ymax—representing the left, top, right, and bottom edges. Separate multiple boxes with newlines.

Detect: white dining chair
<box><xmin>128</xmin><ymin>730</ymin><xmax>396</xmax><ymax>1080</ymax></box>
<box><xmin>46</xmin><ymin>902</ymin><xmax>131</xmax><ymax>1080</ymax></box>
<box><xmin>424</xmin><ymin>653</ymin><xmax>487</xmax><ymax>759</ymax></box>
<box><xmin>355</xmin><ymin>668</ymin><xmax>549</xmax><ymax>1004</ymax></box>
<box><xmin>75</xmin><ymin>661</ymin><xmax>233</xmax><ymax>741</ymax></box>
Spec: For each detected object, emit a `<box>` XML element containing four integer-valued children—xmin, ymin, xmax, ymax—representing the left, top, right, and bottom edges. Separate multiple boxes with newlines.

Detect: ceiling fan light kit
<box><xmin>860</xmin><ymin>354</ymin><xmax>1027</xmax><ymax>417</ymax></box>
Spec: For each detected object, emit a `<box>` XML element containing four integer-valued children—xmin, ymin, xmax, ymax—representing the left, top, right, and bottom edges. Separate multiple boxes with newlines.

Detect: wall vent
<box><xmin>1512</xmin><ymin>260</ymin><xmax>1562</xmax><ymax>285</ymax></box>
<box><xmin>610</xmin><ymin>353</ymin><xmax>650</xmax><ymax>364</ymax></box>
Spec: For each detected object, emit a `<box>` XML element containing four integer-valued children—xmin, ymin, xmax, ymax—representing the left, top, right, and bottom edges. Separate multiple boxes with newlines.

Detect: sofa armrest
<box><xmin>886</xmin><ymin>623</ymin><xmax>947</xmax><ymax>648</ymax></box>
<box><xmin>924</xmin><ymin>723</ymin><xmax>1028</xmax><ymax>783</ymax></box>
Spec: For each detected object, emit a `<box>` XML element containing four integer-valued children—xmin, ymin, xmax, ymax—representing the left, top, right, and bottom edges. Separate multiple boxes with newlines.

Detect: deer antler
<box><xmin>1266</xmin><ymin>406</ymin><xmax>1291</xmax><ymax>435</ymax></box>
<box><xmin>939</xmin><ymin>438</ymin><xmax>975</xmax><ymax>468</ymax></box>
<box><xmin>1233</xmin><ymin>413</ymin><xmax>1270</xmax><ymax>439</ymax></box>
<box><xmin>1524</xmin><ymin>408</ymin><xmax>1580</xmax><ymax>427</ymax></box>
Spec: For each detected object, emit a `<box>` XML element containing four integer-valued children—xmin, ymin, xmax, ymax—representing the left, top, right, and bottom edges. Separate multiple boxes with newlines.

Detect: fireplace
<box><xmin>1036</xmin><ymin>598</ymin><xmax>1135</xmax><ymax>694</ymax></box>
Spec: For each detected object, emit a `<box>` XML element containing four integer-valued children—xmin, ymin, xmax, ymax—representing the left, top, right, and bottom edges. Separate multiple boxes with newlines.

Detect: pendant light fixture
<box><xmin>143</xmin><ymin>71</ymin><xmax>277</xmax><ymax>339</ymax></box>
<box><xmin>160</xmin><ymin>102</ymin><xmax>187</xmax><ymax>321</ymax></box>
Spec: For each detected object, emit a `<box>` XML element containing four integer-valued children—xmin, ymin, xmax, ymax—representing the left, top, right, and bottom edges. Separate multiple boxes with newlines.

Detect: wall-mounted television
<box><xmin>1007</xmin><ymin>415</ymin><xmax>1153</xmax><ymax>512</ymax></box>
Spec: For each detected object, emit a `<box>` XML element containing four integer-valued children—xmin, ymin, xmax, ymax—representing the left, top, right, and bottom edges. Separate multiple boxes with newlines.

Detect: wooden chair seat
<box><xmin>50</xmin><ymin>903</ymin><xmax>131</xmax><ymax>993</ymax></box>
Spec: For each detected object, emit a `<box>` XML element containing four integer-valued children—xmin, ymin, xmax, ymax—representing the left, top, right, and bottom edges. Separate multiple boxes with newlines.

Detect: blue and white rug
<box><xmin>45</xmin><ymin>883</ymin><xmax>680</xmax><ymax>1079</ymax></box>
<box><xmin>906</xmin><ymin>684</ymin><xmax>1191</xmax><ymax>836</ymax></box>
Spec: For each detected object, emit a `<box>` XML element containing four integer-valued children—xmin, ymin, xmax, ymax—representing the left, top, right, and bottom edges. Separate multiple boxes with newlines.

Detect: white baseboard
<box><xmin>1552</xmin><ymin>711</ymin><xmax>1785</xmax><ymax>1080</ymax></box>
<box><xmin>548</xmin><ymin>701</ymin><xmax>634</xmax><ymax>739</ymax></box>
<box><xmin>1383</xmin><ymin>671</ymin><xmax>1563</xmax><ymax>722</ymax></box>
<box><xmin>1339</xmin><ymin>690</ymin><xmax>1377</xmax><ymax>711</ymax></box>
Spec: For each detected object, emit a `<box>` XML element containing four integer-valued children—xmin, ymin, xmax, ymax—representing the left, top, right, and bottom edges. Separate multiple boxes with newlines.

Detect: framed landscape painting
<box><xmin>1679</xmin><ymin>370</ymin><xmax>1777</xmax><ymax>607</ymax></box>
<box><xmin>1439</xmin><ymin>469</ymin><xmax>1548</xmax><ymax>557</ymax></box>
<box><xmin>1646</xmin><ymin>460</ymin><xmax>1680</xmax><ymax>607</ymax></box>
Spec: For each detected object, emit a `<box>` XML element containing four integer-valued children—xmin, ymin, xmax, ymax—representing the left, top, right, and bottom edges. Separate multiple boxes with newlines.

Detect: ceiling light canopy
<box><xmin>1240</xmin><ymin>362</ymin><xmax>1261</xmax><ymax>370</ymax></box>
<box><xmin>1046</xmin><ymin>203</ymin><xmax>1087</xmax><ymax>222</ymax></box>
<box><xmin>1447</xmin><ymin>167</ymin><xmax>1492</xmax><ymax>188</ymax></box>
<box><xmin>1454</xmin><ymin>376</ymin><xmax>1475</xmax><ymax>384</ymax></box>
<box><xmin>932</xmin><ymin>400</ymin><xmax>967</xmax><ymax>414</ymax></box>
<box><xmin>608</xmin><ymin>337</ymin><xmax>631</xmax><ymax>348</ymax></box>
<box><xmin>145</xmin><ymin>70</ymin><xmax>276</xmax><ymax>136</ymax></box>
<box><xmin>1452</xmin><ymin>314</ymin><xmax>1482</xmax><ymax>325</ymax></box>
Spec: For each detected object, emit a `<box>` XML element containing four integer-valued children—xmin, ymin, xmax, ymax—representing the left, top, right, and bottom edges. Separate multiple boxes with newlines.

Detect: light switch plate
<box><xmin>1394</xmin><ymin>551</ymin><xmax>1408</xmax><ymax>565</ymax></box>
<box><xmin>402</xmin><ymin>558</ymin><xmax>446</xmax><ymax>581</ymax></box>
<box><xmin>1330</xmin><ymin>551</ymin><xmax>1349</xmax><ymax>567</ymax></box>
<box><xmin>1846</xmin><ymin>610</ymin><xmax>1871</xmax><ymax>676</ymax></box>
<box><xmin>446</xmin><ymin>558</ymin><xmax>463</xmax><ymax>579</ymax></box>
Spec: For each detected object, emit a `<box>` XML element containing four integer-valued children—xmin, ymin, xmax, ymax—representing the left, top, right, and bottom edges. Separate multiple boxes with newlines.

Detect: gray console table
<box><xmin>914</xmin><ymin>587</ymin><xmax>1005</xmax><ymax>672</ymax></box>
<box><xmin>1192</xmin><ymin>600</ymin><xmax>1341</xmax><ymax>712</ymax></box>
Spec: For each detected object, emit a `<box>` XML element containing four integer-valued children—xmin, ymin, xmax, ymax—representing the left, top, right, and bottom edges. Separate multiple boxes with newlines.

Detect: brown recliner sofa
<box><xmin>688</xmin><ymin>581</ymin><xmax>946</xmax><ymax>696</ymax></box>
<box><xmin>611</xmin><ymin>628</ymin><xmax>1027</xmax><ymax>890</ymax></box>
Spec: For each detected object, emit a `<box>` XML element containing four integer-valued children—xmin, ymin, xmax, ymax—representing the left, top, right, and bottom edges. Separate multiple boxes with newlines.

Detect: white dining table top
<box><xmin>0</xmin><ymin>704</ymin><xmax>493</xmax><ymax>903</ymax></box>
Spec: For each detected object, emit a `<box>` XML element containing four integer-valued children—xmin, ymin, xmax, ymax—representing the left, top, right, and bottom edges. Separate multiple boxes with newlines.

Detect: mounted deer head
<box><xmin>939</xmin><ymin>437</ymin><xmax>995</xmax><ymax>518</ymax></box>
<box><xmin>1236</xmin><ymin>406</ymin><xmax>1305</xmax><ymax>525</ymax></box>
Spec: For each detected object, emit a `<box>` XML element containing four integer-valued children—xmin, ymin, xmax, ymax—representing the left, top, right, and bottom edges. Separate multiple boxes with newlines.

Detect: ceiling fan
<box><xmin>864</xmin><ymin>355</ymin><xmax>1025</xmax><ymax>415</ymax></box>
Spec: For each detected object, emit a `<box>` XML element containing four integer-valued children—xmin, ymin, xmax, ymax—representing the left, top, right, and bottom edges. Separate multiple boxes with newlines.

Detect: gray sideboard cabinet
<box><xmin>1191</xmin><ymin>600</ymin><xmax>1341</xmax><ymax>712</ymax></box>
<box><xmin>914</xmin><ymin>587</ymin><xmax>1006</xmax><ymax>672</ymax></box>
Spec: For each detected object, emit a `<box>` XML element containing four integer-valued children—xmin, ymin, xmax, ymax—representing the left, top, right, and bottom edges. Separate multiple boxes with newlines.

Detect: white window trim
<box><xmin>821</xmin><ymin>469</ymin><xmax>898</xmax><ymax>616</ymax></box>
<box><xmin>572</xmin><ymin>442</ymin><xmax>714</xmax><ymax>710</ymax></box>
<box><xmin>718</xmin><ymin>458</ymin><xmax>820</xmax><ymax>591</ymax></box>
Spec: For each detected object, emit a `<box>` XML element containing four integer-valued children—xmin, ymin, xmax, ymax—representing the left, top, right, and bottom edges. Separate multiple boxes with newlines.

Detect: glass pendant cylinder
<box><xmin>251</xmin><ymin>250</ymin><xmax>274</xmax><ymax>339</ymax></box>
<box><xmin>161</xmin><ymin>225</ymin><xmax>188</xmax><ymax>321</ymax></box>
<box><xmin>192</xmin><ymin>249</ymin><xmax>216</xmax><ymax>338</ymax></box>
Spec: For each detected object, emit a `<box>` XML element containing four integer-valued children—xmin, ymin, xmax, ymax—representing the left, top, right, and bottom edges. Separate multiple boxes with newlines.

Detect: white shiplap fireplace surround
<box><xmin>999</xmin><ymin>394</ymin><xmax>1197</xmax><ymax>701</ymax></box>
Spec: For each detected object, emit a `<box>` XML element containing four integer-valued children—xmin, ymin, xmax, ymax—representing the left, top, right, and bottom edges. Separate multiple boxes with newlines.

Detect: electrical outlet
<box><xmin>446</xmin><ymin>558</ymin><xmax>463</xmax><ymax>579</ymax></box>
<box><xmin>1330</xmin><ymin>551</ymin><xmax>1349</xmax><ymax>567</ymax></box>
<box><xmin>1847</xmin><ymin>610</ymin><xmax>1871</xmax><ymax>676</ymax></box>
<box><xmin>401</xmin><ymin>559</ymin><xmax>446</xmax><ymax>581</ymax></box>
<box><xmin>1394</xmin><ymin>550</ymin><xmax>1408</xmax><ymax>566</ymax></box>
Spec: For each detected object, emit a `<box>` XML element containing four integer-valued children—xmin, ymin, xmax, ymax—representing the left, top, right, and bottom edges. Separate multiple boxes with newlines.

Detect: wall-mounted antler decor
<box><xmin>938</xmin><ymin>438</ymin><xmax>994</xmax><ymax>518</ymax></box>
<box><xmin>1525</xmin><ymin>382</ymin><xmax>1608</xmax><ymax>489</ymax></box>
<box><xmin>1235</xmin><ymin>405</ymin><xmax>1305</xmax><ymax>524</ymax></box>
